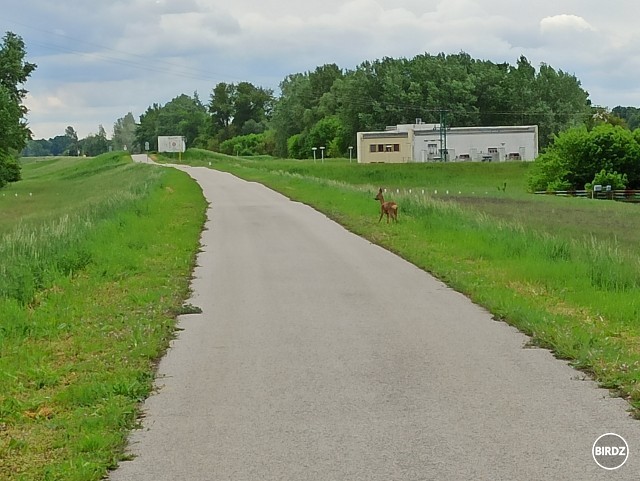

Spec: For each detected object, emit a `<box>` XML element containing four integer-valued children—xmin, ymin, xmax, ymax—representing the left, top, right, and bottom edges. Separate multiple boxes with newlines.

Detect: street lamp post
<box><xmin>348</xmin><ymin>146</ymin><xmax>353</xmax><ymax>163</ymax></box>
<box><xmin>312</xmin><ymin>147</ymin><xmax>317</xmax><ymax>163</ymax></box>
<box><xmin>320</xmin><ymin>146</ymin><xmax>325</xmax><ymax>163</ymax></box>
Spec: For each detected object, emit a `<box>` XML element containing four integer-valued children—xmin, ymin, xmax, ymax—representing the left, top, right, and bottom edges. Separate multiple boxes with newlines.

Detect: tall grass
<box><xmin>0</xmin><ymin>153</ymin><xmax>207</xmax><ymax>480</ymax></box>
<box><xmin>0</xmin><ymin>154</ymin><xmax>164</xmax><ymax>305</ymax></box>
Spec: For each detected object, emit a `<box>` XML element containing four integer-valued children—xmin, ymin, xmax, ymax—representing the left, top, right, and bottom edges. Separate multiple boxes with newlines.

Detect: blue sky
<box><xmin>2</xmin><ymin>0</ymin><xmax>639</xmax><ymax>140</ymax></box>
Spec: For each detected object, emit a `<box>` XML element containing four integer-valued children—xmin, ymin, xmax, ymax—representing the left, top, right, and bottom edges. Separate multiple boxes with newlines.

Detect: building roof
<box><xmin>361</xmin><ymin>131</ymin><xmax>409</xmax><ymax>139</ymax></box>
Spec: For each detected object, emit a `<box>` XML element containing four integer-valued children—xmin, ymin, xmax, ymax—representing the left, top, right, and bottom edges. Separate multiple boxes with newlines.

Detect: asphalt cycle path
<box><xmin>112</xmin><ymin>158</ymin><xmax>639</xmax><ymax>480</ymax></box>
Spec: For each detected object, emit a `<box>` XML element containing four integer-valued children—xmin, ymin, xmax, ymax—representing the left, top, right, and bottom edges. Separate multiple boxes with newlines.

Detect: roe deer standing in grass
<box><xmin>374</xmin><ymin>188</ymin><xmax>398</xmax><ymax>223</ymax></box>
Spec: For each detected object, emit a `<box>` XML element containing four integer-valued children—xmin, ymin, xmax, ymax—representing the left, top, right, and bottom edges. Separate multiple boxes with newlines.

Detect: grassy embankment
<box><xmin>163</xmin><ymin>149</ymin><xmax>640</xmax><ymax>416</ymax></box>
<box><xmin>0</xmin><ymin>153</ymin><xmax>207</xmax><ymax>480</ymax></box>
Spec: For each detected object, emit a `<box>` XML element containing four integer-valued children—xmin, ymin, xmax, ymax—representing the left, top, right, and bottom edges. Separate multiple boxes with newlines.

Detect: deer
<box><xmin>374</xmin><ymin>188</ymin><xmax>398</xmax><ymax>223</ymax></box>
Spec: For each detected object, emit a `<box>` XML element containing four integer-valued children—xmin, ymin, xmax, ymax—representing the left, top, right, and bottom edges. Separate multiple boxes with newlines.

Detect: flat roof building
<box><xmin>357</xmin><ymin>123</ymin><xmax>538</xmax><ymax>164</ymax></box>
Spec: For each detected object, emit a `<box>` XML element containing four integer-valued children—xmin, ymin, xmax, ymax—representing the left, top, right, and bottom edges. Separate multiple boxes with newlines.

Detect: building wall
<box><xmin>357</xmin><ymin>124</ymin><xmax>538</xmax><ymax>163</ymax></box>
<box><xmin>413</xmin><ymin>125</ymin><xmax>538</xmax><ymax>162</ymax></box>
<box><xmin>357</xmin><ymin>131</ymin><xmax>413</xmax><ymax>163</ymax></box>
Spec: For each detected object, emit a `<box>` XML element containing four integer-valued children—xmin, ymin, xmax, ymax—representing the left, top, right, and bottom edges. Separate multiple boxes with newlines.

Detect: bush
<box><xmin>527</xmin><ymin>151</ymin><xmax>570</xmax><ymax>192</ymax></box>
<box><xmin>0</xmin><ymin>153</ymin><xmax>22</xmax><ymax>187</ymax></box>
<box><xmin>527</xmin><ymin>124</ymin><xmax>640</xmax><ymax>190</ymax></box>
<box><xmin>219</xmin><ymin>132</ymin><xmax>275</xmax><ymax>157</ymax></box>
<box><xmin>585</xmin><ymin>169</ymin><xmax>628</xmax><ymax>191</ymax></box>
<box><xmin>287</xmin><ymin>134</ymin><xmax>305</xmax><ymax>159</ymax></box>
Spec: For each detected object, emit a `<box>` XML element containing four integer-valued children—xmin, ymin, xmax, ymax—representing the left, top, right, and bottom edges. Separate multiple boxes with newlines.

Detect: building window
<box><xmin>369</xmin><ymin>143</ymin><xmax>400</xmax><ymax>153</ymax></box>
<box><xmin>428</xmin><ymin>143</ymin><xmax>438</xmax><ymax>155</ymax></box>
<box><xmin>488</xmin><ymin>147</ymin><xmax>498</xmax><ymax>154</ymax></box>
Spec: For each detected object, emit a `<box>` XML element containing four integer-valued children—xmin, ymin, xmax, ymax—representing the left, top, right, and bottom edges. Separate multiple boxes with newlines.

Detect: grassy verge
<box><xmin>161</xmin><ymin>150</ymin><xmax>640</xmax><ymax>416</ymax></box>
<box><xmin>0</xmin><ymin>153</ymin><xmax>207</xmax><ymax>480</ymax></box>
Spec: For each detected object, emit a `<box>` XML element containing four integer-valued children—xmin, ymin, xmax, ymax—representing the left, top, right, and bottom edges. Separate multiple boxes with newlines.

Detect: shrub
<box><xmin>527</xmin><ymin>124</ymin><xmax>640</xmax><ymax>190</ymax></box>
<box><xmin>585</xmin><ymin>169</ymin><xmax>628</xmax><ymax>191</ymax></box>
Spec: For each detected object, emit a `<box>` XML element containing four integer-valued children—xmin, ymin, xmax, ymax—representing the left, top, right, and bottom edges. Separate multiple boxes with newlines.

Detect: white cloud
<box><xmin>540</xmin><ymin>14</ymin><xmax>595</xmax><ymax>34</ymax></box>
<box><xmin>5</xmin><ymin>0</ymin><xmax>640</xmax><ymax>139</ymax></box>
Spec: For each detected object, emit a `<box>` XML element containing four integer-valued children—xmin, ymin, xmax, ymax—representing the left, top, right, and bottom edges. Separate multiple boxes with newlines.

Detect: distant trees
<box><xmin>128</xmin><ymin>53</ymin><xmax>593</xmax><ymax>160</ymax></box>
<box><xmin>112</xmin><ymin>112</ymin><xmax>137</xmax><ymax>151</ymax></box>
<box><xmin>81</xmin><ymin>125</ymin><xmax>109</xmax><ymax>156</ymax></box>
<box><xmin>64</xmin><ymin>126</ymin><xmax>80</xmax><ymax>156</ymax></box>
<box><xmin>271</xmin><ymin>54</ymin><xmax>591</xmax><ymax>159</ymax></box>
<box><xmin>612</xmin><ymin>106</ymin><xmax>640</xmax><ymax>131</ymax></box>
<box><xmin>270</xmin><ymin>64</ymin><xmax>345</xmax><ymax>158</ymax></box>
<box><xmin>136</xmin><ymin>93</ymin><xmax>209</xmax><ymax>152</ymax></box>
<box><xmin>18</xmin><ymin>48</ymin><xmax>624</xmax><ymax>168</ymax></box>
<box><xmin>0</xmin><ymin>32</ymin><xmax>36</xmax><ymax>187</ymax></box>
<box><xmin>208</xmin><ymin>81</ymin><xmax>274</xmax><ymax>150</ymax></box>
<box><xmin>21</xmin><ymin>133</ymin><xmax>76</xmax><ymax>157</ymax></box>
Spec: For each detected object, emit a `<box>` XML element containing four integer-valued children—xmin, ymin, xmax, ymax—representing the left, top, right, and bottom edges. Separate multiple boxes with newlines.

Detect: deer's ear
<box><xmin>378</xmin><ymin>188</ymin><xmax>383</xmax><ymax>193</ymax></box>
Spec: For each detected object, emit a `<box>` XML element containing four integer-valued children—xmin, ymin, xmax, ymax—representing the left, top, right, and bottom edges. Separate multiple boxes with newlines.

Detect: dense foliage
<box><xmin>612</xmin><ymin>106</ymin><xmax>640</xmax><ymax>131</ymax></box>
<box><xmin>527</xmin><ymin>124</ymin><xmax>640</xmax><ymax>191</ymax></box>
<box><xmin>136</xmin><ymin>93</ymin><xmax>209</xmax><ymax>152</ymax></box>
<box><xmin>270</xmin><ymin>54</ymin><xmax>592</xmax><ymax>158</ymax></box>
<box><xmin>0</xmin><ymin>32</ymin><xmax>36</xmax><ymax>187</ymax></box>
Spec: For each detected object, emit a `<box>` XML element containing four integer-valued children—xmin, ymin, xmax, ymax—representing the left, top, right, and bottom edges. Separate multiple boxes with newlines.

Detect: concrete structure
<box><xmin>357</xmin><ymin>123</ymin><xmax>538</xmax><ymax>163</ymax></box>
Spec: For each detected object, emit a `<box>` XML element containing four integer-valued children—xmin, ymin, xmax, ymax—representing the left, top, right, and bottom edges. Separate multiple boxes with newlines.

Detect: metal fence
<box><xmin>534</xmin><ymin>190</ymin><xmax>640</xmax><ymax>203</ymax></box>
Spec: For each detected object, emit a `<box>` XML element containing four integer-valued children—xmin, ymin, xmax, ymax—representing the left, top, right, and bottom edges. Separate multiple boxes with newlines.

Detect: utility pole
<box><xmin>439</xmin><ymin>109</ymin><xmax>448</xmax><ymax>162</ymax></box>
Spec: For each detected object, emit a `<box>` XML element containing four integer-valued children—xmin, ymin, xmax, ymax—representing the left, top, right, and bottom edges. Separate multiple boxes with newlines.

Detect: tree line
<box><xmin>22</xmin><ymin>113</ymin><xmax>138</xmax><ymax>158</ymax></box>
<box><xmin>7</xmin><ymin>30</ymin><xmax>640</xmax><ymax>190</ymax></box>
<box><xmin>23</xmin><ymin>51</ymin><xmax>603</xmax><ymax>160</ymax></box>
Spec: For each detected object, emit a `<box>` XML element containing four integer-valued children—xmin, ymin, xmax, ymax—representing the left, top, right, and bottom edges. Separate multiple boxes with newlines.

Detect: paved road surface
<box><xmin>112</xmin><ymin>159</ymin><xmax>638</xmax><ymax>480</ymax></box>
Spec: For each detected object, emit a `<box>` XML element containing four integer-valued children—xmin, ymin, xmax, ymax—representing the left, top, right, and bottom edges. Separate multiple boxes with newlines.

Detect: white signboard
<box><xmin>158</xmin><ymin>136</ymin><xmax>186</xmax><ymax>153</ymax></box>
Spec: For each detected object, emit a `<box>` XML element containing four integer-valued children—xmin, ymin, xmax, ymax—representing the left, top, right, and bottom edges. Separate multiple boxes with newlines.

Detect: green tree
<box><xmin>50</xmin><ymin>134</ymin><xmax>73</xmax><ymax>155</ymax></box>
<box><xmin>81</xmin><ymin>125</ymin><xmax>109</xmax><ymax>156</ymax></box>
<box><xmin>136</xmin><ymin>104</ymin><xmax>161</xmax><ymax>151</ymax></box>
<box><xmin>112</xmin><ymin>112</ymin><xmax>137</xmax><ymax>152</ymax></box>
<box><xmin>528</xmin><ymin>124</ymin><xmax>640</xmax><ymax>191</ymax></box>
<box><xmin>21</xmin><ymin>138</ymin><xmax>50</xmax><ymax>157</ymax></box>
<box><xmin>271</xmin><ymin>73</ymin><xmax>313</xmax><ymax>156</ymax></box>
<box><xmin>64</xmin><ymin>126</ymin><xmax>79</xmax><ymax>156</ymax></box>
<box><xmin>287</xmin><ymin>133</ymin><xmax>305</xmax><ymax>159</ymax></box>
<box><xmin>158</xmin><ymin>93</ymin><xmax>208</xmax><ymax>148</ymax></box>
<box><xmin>232</xmin><ymin>82</ymin><xmax>273</xmax><ymax>132</ymax></box>
<box><xmin>136</xmin><ymin>94</ymin><xmax>209</xmax><ymax>151</ymax></box>
<box><xmin>0</xmin><ymin>32</ymin><xmax>36</xmax><ymax>187</ymax></box>
<box><xmin>587</xmin><ymin>106</ymin><xmax>628</xmax><ymax>130</ymax></box>
<box><xmin>304</xmin><ymin>116</ymin><xmax>346</xmax><ymax>158</ymax></box>
<box><xmin>207</xmin><ymin>81</ymin><xmax>274</xmax><ymax>146</ymax></box>
<box><xmin>271</xmin><ymin>65</ymin><xmax>342</xmax><ymax>157</ymax></box>
<box><xmin>209</xmin><ymin>82</ymin><xmax>235</xmax><ymax>137</ymax></box>
<box><xmin>612</xmin><ymin>106</ymin><xmax>640</xmax><ymax>130</ymax></box>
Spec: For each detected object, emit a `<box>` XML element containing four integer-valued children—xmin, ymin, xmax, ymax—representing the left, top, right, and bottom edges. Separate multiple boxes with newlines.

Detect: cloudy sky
<box><xmin>2</xmin><ymin>0</ymin><xmax>639</xmax><ymax>140</ymax></box>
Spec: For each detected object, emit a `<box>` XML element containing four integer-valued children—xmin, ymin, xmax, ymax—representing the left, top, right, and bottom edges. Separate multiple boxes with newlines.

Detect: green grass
<box><xmin>6</xmin><ymin>149</ymin><xmax>640</xmax><ymax>478</ymax></box>
<box><xmin>162</xmin><ymin>151</ymin><xmax>640</xmax><ymax>416</ymax></box>
<box><xmin>0</xmin><ymin>153</ymin><xmax>207</xmax><ymax>480</ymax></box>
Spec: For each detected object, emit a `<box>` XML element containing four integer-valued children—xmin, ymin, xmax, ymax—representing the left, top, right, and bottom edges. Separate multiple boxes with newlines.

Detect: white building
<box><xmin>357</xmin><ymin>123</ymin><xmax>538</xmax><ymax>163</ymax></box>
